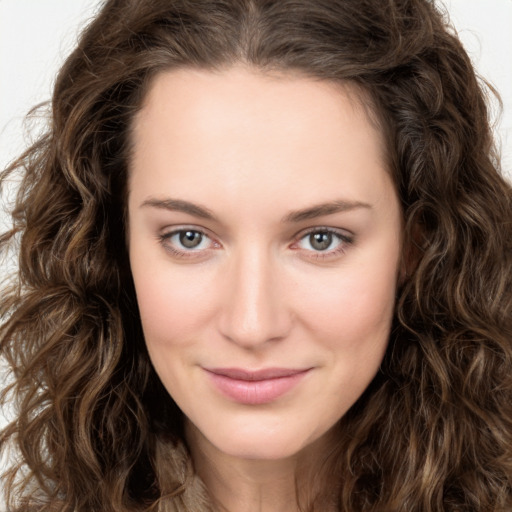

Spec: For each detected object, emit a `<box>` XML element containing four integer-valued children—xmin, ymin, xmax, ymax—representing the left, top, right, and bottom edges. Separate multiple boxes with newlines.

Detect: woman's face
<box><xmin>128</xmin><ymin>67</ymin><xmax>402</xmax><ymax>461</ymax></box>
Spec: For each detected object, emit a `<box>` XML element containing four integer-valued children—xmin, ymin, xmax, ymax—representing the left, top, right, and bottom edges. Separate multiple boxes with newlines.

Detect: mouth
<box><xmin>203</xmin><ymin>367</ymin><xmax>312</xmax><ymax>405</ymax></box>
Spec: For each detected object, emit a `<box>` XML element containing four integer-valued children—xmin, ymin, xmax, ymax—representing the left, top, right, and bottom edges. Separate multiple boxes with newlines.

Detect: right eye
<box><xmin>159</xmin><ymin>228</ymin><xmax>219</xmax><ymax>258</ymax></box>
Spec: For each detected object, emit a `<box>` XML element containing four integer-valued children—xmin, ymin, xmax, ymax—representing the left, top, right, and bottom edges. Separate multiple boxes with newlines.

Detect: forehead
<box><xmin>128</xmin><ymin>66</ymin><xmax>393</xmax><ymax>213</ymax></box>
<box><xmin>133</xmin><ymin>66</ymin><xmax>381</xmax><ymax>147</ymax></box>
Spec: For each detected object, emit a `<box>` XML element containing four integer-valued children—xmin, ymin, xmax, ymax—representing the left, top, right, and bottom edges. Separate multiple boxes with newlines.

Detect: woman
<box><xmin>1</xmin><ymin>0</ymin><xmax>511</xmax><ymax>510</ymax></box>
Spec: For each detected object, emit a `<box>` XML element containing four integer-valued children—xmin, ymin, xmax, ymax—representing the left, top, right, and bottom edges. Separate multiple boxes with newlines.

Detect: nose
<box><xmin>217</xmin><ymin>246</ymin><xmax>292</xmax><ymax>349</ymax></box>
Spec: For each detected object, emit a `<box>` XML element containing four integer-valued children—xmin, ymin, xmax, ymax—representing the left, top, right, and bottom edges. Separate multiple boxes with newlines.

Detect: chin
<box><xmin>220</xmin><ymin>436</ymin><xmax>304</xmax><ymax>461</ymax></box>
<box><xmin>188</xmin><ymin>414</ymin><xmax>330</xmax><ymax>462</ymax></box>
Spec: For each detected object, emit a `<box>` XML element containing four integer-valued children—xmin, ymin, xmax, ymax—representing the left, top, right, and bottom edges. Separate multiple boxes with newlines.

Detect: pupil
<box><xmin>310</xmin><ymin>232</ymin><xmax>332</xmax><ymax>251</ymax></box>
<box><xmin>179</xmin><ymin>230</ymin><xmax>202</xmax><ymax>249</ymax></box>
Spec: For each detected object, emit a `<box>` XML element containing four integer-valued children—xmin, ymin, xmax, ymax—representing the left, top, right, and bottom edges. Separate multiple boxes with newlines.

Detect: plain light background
<box><xmin>0</xmin><ymin>0</ymin><xmax>512</xmax><ymax>474</ymax></box>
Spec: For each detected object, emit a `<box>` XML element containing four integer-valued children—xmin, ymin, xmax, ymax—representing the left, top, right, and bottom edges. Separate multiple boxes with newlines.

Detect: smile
<box><xmin>204</xmin><ymin>367</ymin><xmax>312</xmax><ymax>405</ymax></box>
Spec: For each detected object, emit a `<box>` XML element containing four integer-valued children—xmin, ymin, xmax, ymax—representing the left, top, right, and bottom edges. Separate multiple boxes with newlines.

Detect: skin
<box><xmin>128</xmin><ymin>67</ymin><xmax>403</xmax><ymax>512</ymax></box>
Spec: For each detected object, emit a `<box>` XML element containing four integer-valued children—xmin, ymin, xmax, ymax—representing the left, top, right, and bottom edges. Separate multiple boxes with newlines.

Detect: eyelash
<box><xmin>158</xmin><ymin>226</ymin><xmax>354</xmax><ymax>261</ymax></box>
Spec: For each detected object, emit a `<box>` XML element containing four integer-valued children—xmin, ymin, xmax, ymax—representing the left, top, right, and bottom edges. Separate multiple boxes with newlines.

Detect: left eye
<box><xmin>296</xmin><ymin>230</ymin><xmax>347</xmax><ymax>252</ymax></box>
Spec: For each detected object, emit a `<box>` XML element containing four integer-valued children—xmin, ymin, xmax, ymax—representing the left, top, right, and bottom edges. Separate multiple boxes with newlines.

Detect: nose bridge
<box><xmin>218</xmin><ymin>242</ymin><xmax>290</xmax><ymax>347</ymax></box>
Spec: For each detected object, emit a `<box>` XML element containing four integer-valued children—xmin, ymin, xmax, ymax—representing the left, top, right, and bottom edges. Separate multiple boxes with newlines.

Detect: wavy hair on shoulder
<box><xmin>1</xmin><ymin>0</ymin><xmax>512</xmax><ymax>510</ymax></box>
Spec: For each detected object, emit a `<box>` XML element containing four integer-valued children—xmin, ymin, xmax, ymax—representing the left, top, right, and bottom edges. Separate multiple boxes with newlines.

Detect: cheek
<box><xmin>130</xmin><ymin>266</ymin><xmax>216</xmax><ymax>399</ymax></box>
<box><xmin>297</xmin><ymin>264</ymin><xmax>397</xmax><ymax>418</ymax></box>
<box><xmin>295</xmin><ymin>263</ymin><xmax>397</xmax><ymax>346</ymax></box>
<box><xmin>131</xmin><ymin>259</ymin><xmax>217</xmax><ymax>348</ymax></box>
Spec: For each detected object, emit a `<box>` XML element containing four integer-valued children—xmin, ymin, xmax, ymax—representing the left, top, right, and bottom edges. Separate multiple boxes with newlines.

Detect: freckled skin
<box><xmin>128</xmin><ymin>67</ymin><xmax>402</xmax><ymax>490</ymax></box>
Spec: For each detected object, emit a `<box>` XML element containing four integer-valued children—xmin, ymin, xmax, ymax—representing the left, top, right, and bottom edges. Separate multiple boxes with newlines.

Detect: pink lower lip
<box><xmin>205</xmin><ymin>368</ymin><xmax>310</xmax><ymax>405</ymax></box>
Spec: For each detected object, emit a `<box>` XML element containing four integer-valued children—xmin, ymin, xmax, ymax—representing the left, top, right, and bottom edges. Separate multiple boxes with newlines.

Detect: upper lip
<box><xmin>204</xmin><ymin>367</ymin><xmax>311</xmax><ymax>381</ymax></box>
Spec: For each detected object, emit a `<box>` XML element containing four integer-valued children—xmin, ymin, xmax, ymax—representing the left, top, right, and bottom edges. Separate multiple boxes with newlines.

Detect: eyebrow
<box><xmin>282</xmin><ymin>199</ymin><xmax>372</xmax><ymax>223</ymax></box>
<box><xmin>140</xmin><ymin>197</ymin><xmax>372</xmax><ymax>223</ymax></box>
<box><xmin>140</xmin><ymin>198</ymin><xmax>215</xmax><ymax>220</ymax></box>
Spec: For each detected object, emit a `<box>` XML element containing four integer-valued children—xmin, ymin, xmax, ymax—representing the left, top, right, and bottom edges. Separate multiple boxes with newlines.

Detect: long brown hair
<box><xmin>2</xmin><ymin>0</ymin><xmax>512</xmax><ymax>510</ymax></box>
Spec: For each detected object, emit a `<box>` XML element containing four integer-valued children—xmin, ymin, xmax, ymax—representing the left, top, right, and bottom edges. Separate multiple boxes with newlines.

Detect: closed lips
<box><xmin>204</xmin><ymin>367</ymin><xmax>311</xmax><ymax>380</ymax></box>
<box><xmin>204</xmin><ymin>367</ymin><xmax>312</xmax><ymax>405</ymax></box>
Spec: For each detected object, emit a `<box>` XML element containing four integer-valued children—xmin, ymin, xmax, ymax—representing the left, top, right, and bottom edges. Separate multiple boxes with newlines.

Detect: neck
<box><xmin>185</xmin><ymin>422</ymin><xmax>338</xmax><ymax>512</ymax></box>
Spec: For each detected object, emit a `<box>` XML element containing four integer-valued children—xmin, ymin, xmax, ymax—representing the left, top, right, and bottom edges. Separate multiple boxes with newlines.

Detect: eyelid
<box><xmin>293</xmin><ymin>226</ymin><xmax>354</xmax><ymax>243</ymax></box>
